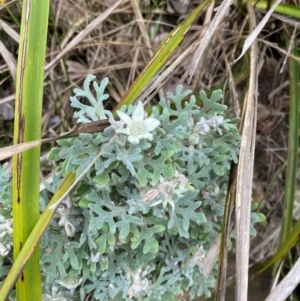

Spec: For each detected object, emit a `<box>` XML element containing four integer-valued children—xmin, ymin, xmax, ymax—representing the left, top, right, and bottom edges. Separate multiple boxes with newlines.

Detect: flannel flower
<box><xmin>115</xmin><ymin>101</ymin><xmax>160</xmax><ymax>144</ymax></box>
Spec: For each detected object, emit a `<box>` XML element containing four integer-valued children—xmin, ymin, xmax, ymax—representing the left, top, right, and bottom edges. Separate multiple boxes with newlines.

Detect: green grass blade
<box><xmin>11</xmin><ymin>0</ymin><xmax>50</xmax><ymax>300</ymax></box>
<box><xmin>249</xmin><ymin>218</ymin><xmax>300</xmax><ymax>275</ymax></box>
<box><xmin>254</xmin><ymin>0</ymin><xmax>300</xmax><ymax>18</ymax></box>
<box><xmin>114</xmin><ymin>0</ymin><xmax>211</xmax><ymax>111</ymax></box>
<box><xmin>279</xmin><ymin>36</ymin><xmax>299</xmax><ymax>244</ymax></box>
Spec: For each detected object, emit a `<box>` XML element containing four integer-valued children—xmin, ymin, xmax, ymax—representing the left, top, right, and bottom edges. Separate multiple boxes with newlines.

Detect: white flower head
<box><xmin>57</xmin><ymin>201</ymin><xmax>75</xmax><ymax>237</ymax></box>
<box><xmin>90</xmin><ymin>252</ymin><xmax>100</xmax><ymax>263</ymax></box>
<box><xmin>115</xmin><ymin>101</ymin><xmax>160</xmax><ymax>144</ymax></box>
<box><xmin>195</xmin><ymin>117</ymin><xmax>210</xmax><ymax>133</ymax></box>
<box><xmin>195</xmin><ymin>115</ymin><xmax>224</xmax><ymax>134</ymax></box>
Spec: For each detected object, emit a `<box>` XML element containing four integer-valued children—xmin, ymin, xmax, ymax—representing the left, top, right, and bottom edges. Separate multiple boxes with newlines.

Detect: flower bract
<box><xmin>115</xmin><ymin>101</ymin><xmax>160</xmax><ymax>144</ymax></box>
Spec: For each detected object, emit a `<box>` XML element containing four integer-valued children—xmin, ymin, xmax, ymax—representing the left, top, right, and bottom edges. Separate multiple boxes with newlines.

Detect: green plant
<box><xmin>1</xmin><ymin>75</ymin><xmax>263</xmax><ymax>300</ymax></box>
<box><xmin>11</xmin><ymin>0</ymin><xmax>50</xmax><ymax>300</ymax></box>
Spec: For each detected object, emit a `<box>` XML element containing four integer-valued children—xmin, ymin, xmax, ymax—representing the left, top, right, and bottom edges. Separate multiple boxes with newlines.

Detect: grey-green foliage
<box><xmin>0</xmin><ymin>76</ymin><xmax>262</xmax><ymax>301</ymax></box>
<box><xmin>0</xmin><ymin>163</ymin><xmax>12</xmax><ymax>222</ymax></box>
<box><xmin>0</xmin><ymin>163</ymin><xmax>12</xmax><ymax>278</ymax></box>
<box><xmin>44</xmin><ymin>76</ymin><xmax>240</xmax><ymax>300</ymax></box>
